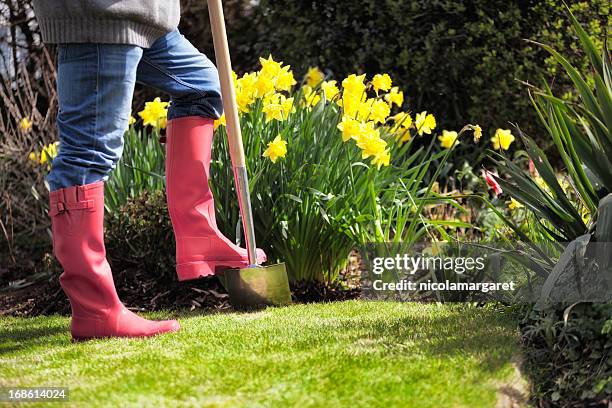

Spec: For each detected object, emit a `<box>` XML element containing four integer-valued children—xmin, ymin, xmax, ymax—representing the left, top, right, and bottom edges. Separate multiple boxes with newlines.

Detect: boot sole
<box><xmin>71</xmin><ymin>327</ymin><xmax>180</xmax><ymax>342</ymax></box>
<box><xmin>177</xmin><ymin>260</ymin><xmax>256</xmax><ymax>281</ymax></box>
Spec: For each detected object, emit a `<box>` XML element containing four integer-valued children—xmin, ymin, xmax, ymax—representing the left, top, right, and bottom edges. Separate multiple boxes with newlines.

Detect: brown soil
<box><xmin>0</xmin><ymin>253</ymin><xmax>362</xmax><ymax>317</ymax></box>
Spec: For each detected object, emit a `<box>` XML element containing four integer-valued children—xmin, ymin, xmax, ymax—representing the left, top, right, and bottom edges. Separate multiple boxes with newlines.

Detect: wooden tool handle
<box><xmin>208</xmin><ymin>0</ymin><xmax>245</xmax><ymax>167</ymax></box>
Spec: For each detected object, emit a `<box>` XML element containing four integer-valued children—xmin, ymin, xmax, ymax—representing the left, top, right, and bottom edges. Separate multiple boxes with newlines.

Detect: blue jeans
<box><xmin>47</xmin><ymin>29</ymin><xmax>223</xmax><ymax>192</ymax></box>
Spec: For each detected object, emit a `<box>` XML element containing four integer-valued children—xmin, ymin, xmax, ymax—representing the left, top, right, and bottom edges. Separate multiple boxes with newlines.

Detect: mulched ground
<box><xmin>0</xmin><ymin>252</ymin><xmax>362</xmax><ymax>317</ymax></box>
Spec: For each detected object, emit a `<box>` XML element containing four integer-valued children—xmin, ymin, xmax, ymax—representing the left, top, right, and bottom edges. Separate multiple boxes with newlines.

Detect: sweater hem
<box><xmin>37</xmin><ymin>18</ymin><xmax>171</xmax><ymax>48</ymax></box>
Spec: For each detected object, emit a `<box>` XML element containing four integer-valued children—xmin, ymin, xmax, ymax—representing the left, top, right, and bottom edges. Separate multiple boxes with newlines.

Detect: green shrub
<box><xmin>521</xmin><ymin>303</ymin><xmax>612</xmax><ymax>403</ymax></box>
<box><xmin>105</xmin><ymin>190</ymin><xmax>176</xmax><ymax>281</ymax></box>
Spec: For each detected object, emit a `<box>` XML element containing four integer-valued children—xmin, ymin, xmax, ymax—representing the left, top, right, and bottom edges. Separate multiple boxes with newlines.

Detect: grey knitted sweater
<box><xmin>32</xmin><ymin>1</ymin><xmax>181</xmax><ymax>48</ymax></box>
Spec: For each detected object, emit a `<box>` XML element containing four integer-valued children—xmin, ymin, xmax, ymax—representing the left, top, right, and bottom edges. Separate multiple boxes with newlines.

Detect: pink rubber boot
<box><xmin>49</xmin><ymin>181</ymin><xmax>180</xmax><ymax>340</ymax></box>
<box><xmin>165</xmin><ymin>116</ymin><xmax>267</xmax><ymax>281</ymax></box>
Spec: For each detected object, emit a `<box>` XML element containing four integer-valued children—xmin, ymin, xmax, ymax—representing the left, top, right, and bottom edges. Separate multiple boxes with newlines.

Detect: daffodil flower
<box><xmin>138</xmin><ymin>97</ymin><xmax>169</xmax><ymax>129</ymax></box>
<box><xmin>337</xmin><ymin>115</ymin><xmax>362</xmax><ymax>142</ymax></box>
<box><xmin>384</xmin><ymin>87</ymin><xmax>404</xmax><ymax>107</ymax></box>
<box><xmin>19</xmin><ymin>117</ymin><xmax>32</xmax><ymax>132</ymax></box>
<box><xmin>214</xmin><ymin>114</ymin><xmax>226</xmax><ymax>130</ymax></box>
<box><xmin>263</xmin><ymin>135</ymin><xmax>288</xmax><ymax>163</ymax></box>
<box><xmin>438</xmin><ymin>130</ymin><xmax>459</xmax><ymax>149</ymax></box>
<box><xmin>415</xmin><ymin>111</ymin><xmax>436</xmax><ymax>136</ymax></box>
<box><xmin>302</xmin><ymin>85</ymin><xmax>321</xmax><ymax>108</ymax></box>
<box><xmin>275</xmin><ymin>65</ymin><xmax>297</xmax><ymax>92</ymax></box>
<box><xmin>259</xmin><ymin>55</ymin><xmax>283</xmax><ymax>79</ymax></box>
<box><xmin>472</xmin><ymin>125</ymin><xmax>482</xmax><ymax>142</ymax></box>
<box><xmin>342</xmin><ymin>74</ymin><xmax>366</xmax><ymax>98</ymax></box>
<box><xmin>507</xmin><ymin>198</ymin><xmax>524</xmax><ymax>211</ymax></box>
<box><xmin>372</xmin><ymin>73</ymin><xmax>392</xmax><ymax>93</ymax></box>
<box><xmin>371</xmin><ymin>148</ymin><xmax>391</xmax><ymax>169</ymax></box>
<box><xmin>305</xmin><ymin>67</ymin><xmax>325</xmax><ymax>87</ymax></box>
<box><xmin>369</xmin><ymin>99</ymin><xmax>391</xmax><ymax>124</ymax></box>
<box><xmin>491</xmin><ymin>129</ymin><xmax>515</xmax><ymax>150</ymax></box>
<box><xmin>321</xmin><ymin>80</ymin><xmax>340</xmax><ymax>101</ymax></box>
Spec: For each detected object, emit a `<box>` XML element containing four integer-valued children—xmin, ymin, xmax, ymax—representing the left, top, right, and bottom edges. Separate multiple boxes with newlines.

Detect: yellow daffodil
<box><xmin>321</xmin><ymin>80</ymin><xmax>340</xmax><ymax>101</ymax></box>
<box><xmin>40</xmin><ymin>142</ymin><xmax>56</xmax><ymax>164</ymax></box>
<box><xmin>263</xmin><ymin>100</ymin><xmax>284</xmax><ymax>123</ymax></box>
<box><xmin>302</xmin><ymin>85</ymin><xmax>321</xmax><ymax>108</ymax></box>
<box><xmin>214</xmin><ymin>114</ymin><xmax>226</xmax><ymax>130</ymax></box>
<box><xmin>236</xmin><ymin>92</ymin><xmax>255</xmax><ymax>114</ymax></box>
<box><xmin>393</xmin><ymin>127</ymin><xmax>411</xmax><ymax>145</ymax></box>
<box><xmin>392</xmin><ymin>112</ymin><xmax>412</xmax><ymax>145</ymax></box>
<box><xmin>357</xmin><ymin>98</ymin><xmax>391</xmax><ymax>123</ymax></box>
<box><xmin>281</xmin><ymin>96</ymin><xmax>295</xmax><ymax>116</ymax></box>
<box><xmin>254</xmin><ymin>74</ymin><xmax>275</xmax><ymax>98</ymax></box>
<box><xmin>507</xmin><ymin>198</ymin><xmax>524</xmax><ymax>211</ymax></box>
<box><xmin>340</xmin><ymin>91</ymin><xmax>366</xmax><ymax>118</ymax></box>
<box><xmin>236</xmin><ymin>72</ymin><xmax>258</xmax><ymax>112</ymax></box>
<box><xmin>32</xmin><ymin>141</ymin><xmax>60</xmax><ymax>166</ymax></box>
<box><xmin>472</xmin><ymin>124</ymin><xmax>482</xmax><ymax>142</ymax></box>
<box><xmin>305</xmin><ymin>67</ymin><xmax>325</xmax><ymax>87</ymax></box>
<box><xmin>357</xmin><ymin>98</ymin><xmax>374</xmax><ymax>121</ymax></box>
<box><xmin>263</xmin><ymin>94</ymin><xmax>294</xmax><ymax>122</ymax></box>
<box><xmin>415</xmin><ymin>111</ymin><xmax>436</xmax><ymax>136</ymax></box>
<box><xmin>371</xmin><ymin>148</ymin><xmax>391</xmax><ymax>169</ymax></box>
<box><xmin>384</xmin><ymin>87</ymin><xmax>404</xmax><ymax>107</ymax></box>
<box><xmin>356</xmin><ymin>126</ymin><xmax>386</xmax><ymax>159</ymax></box>
<box><xmin>438</xmin><ymin>130</ymin><xmax>459</xmax><ymax>149</ymax></box>
<box><xmin>337</xmin><ymin>115</ymin><xmax>362</xmax><ymax>142</ymax></box>
<box><xmin>19</xmin><ymin>117</ymin><xmax>32</xmax><ymax>132</ymax></box>
<box><xmin>275</xmin><ymin>65</ymin><xmax>297</xmax><ymax>92</ymax></box>
<box><xmin>393</xmin><ymin>112</ymin><xmax>412</xmax><ymax>129</ymax></box>
<box><xmin>262</xmin><ymin>104</ymin><xmax>282</xmax><ymax>123</ymax></box>
<box><xmin>491</xmin><ymin>128</ymin><xmax>515</xmax><ymax>150</ymax></box>
<box><xmin>263</xmin><ymin>135</ymin><xmax>287</xmax><ymax>163</ymax></box>
<box><xmin>342</xmin><ymin>74</ymin><xmax>366</xmax><ymax>98</ymax></box>
<box><xmin>128</xmin><ymin>116</ymin><xmax>136</xmax><ymax>126</ymax></box>
<box><xmin>369</xmin><ymin>99</ymin><xmax>391</xmax><ymax>124</ymax></box>
<box><xmin>259</xmin><ymin>55</ymin><xmax>283</xmax><ymax>79</ymax></box>
<box><xmin>138</xmin><ymin>97</ymin><xmax>169</xmax><ymax>128</ymax></box>
<box><xmin>372</xmin><ymin>73</ymin><xmax>392</xmax><ymax>93</ymax></box>
<box><xmin>29</xmin><ymin>151</ymin><xmax>39</xmax><ymax>164</ymax></box>
<box><xmin>237</xmin><ymin>72</ymin><xmax>258</xmax><ymax>91</ymax></box>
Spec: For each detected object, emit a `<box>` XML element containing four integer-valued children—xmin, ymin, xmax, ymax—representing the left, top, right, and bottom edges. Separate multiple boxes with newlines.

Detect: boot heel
<box><xmin>176</xmin><ymin>261</ymin><xmax>216</xmax><ymax>281</ymax></box>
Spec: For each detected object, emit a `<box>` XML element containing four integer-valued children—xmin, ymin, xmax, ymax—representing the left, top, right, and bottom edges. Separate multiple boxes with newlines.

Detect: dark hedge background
<box><xmin>177</xmin><ymin>0</ymin><xmax>610</xmax><ymax>143</ymax></box>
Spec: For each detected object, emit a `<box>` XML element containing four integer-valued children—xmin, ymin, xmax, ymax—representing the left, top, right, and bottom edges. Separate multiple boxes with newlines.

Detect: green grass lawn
<box><xmin>0</xmin><ymin>301</ymin><xmax>524</xmax><ymax>407</ymax></box>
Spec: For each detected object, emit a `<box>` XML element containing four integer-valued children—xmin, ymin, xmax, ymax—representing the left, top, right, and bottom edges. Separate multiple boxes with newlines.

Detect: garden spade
<box><xmin>207</xmin><ymin>0</ymin><xmax>292</xmax><ymax>309</ymax></box>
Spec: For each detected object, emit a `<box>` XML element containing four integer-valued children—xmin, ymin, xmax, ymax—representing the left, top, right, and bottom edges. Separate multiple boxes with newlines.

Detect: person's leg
<box><xmin>136</xmin><ymin>29</ymin><xmax>266</xmax><ymax>281</ymax></box>
<box><xmin>136</xmin><ymin>29</ymin><xmax>223</xmax><ymax>121</ymax></box>
<box><xmin>48</xmin><ymin>44</ymin><xmax>140</xmax><ymax>191</ymax></box>
<box><xmin>48</xmin><ymin>43</ymin><xmax>179</xmax><ymax>339</ymax></box>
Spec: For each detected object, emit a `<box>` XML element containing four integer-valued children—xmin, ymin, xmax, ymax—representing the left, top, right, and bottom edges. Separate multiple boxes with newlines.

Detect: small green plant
<box><xmin>105</xmin><ymin>124</ymin><xmax>166</xmax><ymax>214</ymax></box>
<box><xmin>105</xmin><ymin>189</ymin><xmax>175</xmax><ymax>281</ymax></box>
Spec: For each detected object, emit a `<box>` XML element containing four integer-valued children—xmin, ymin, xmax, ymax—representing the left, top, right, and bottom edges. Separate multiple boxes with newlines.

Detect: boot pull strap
<box><xmin>48</xmin><ymin>199</ymin><xmax>94</xmax><ymax>217</ymax></box>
